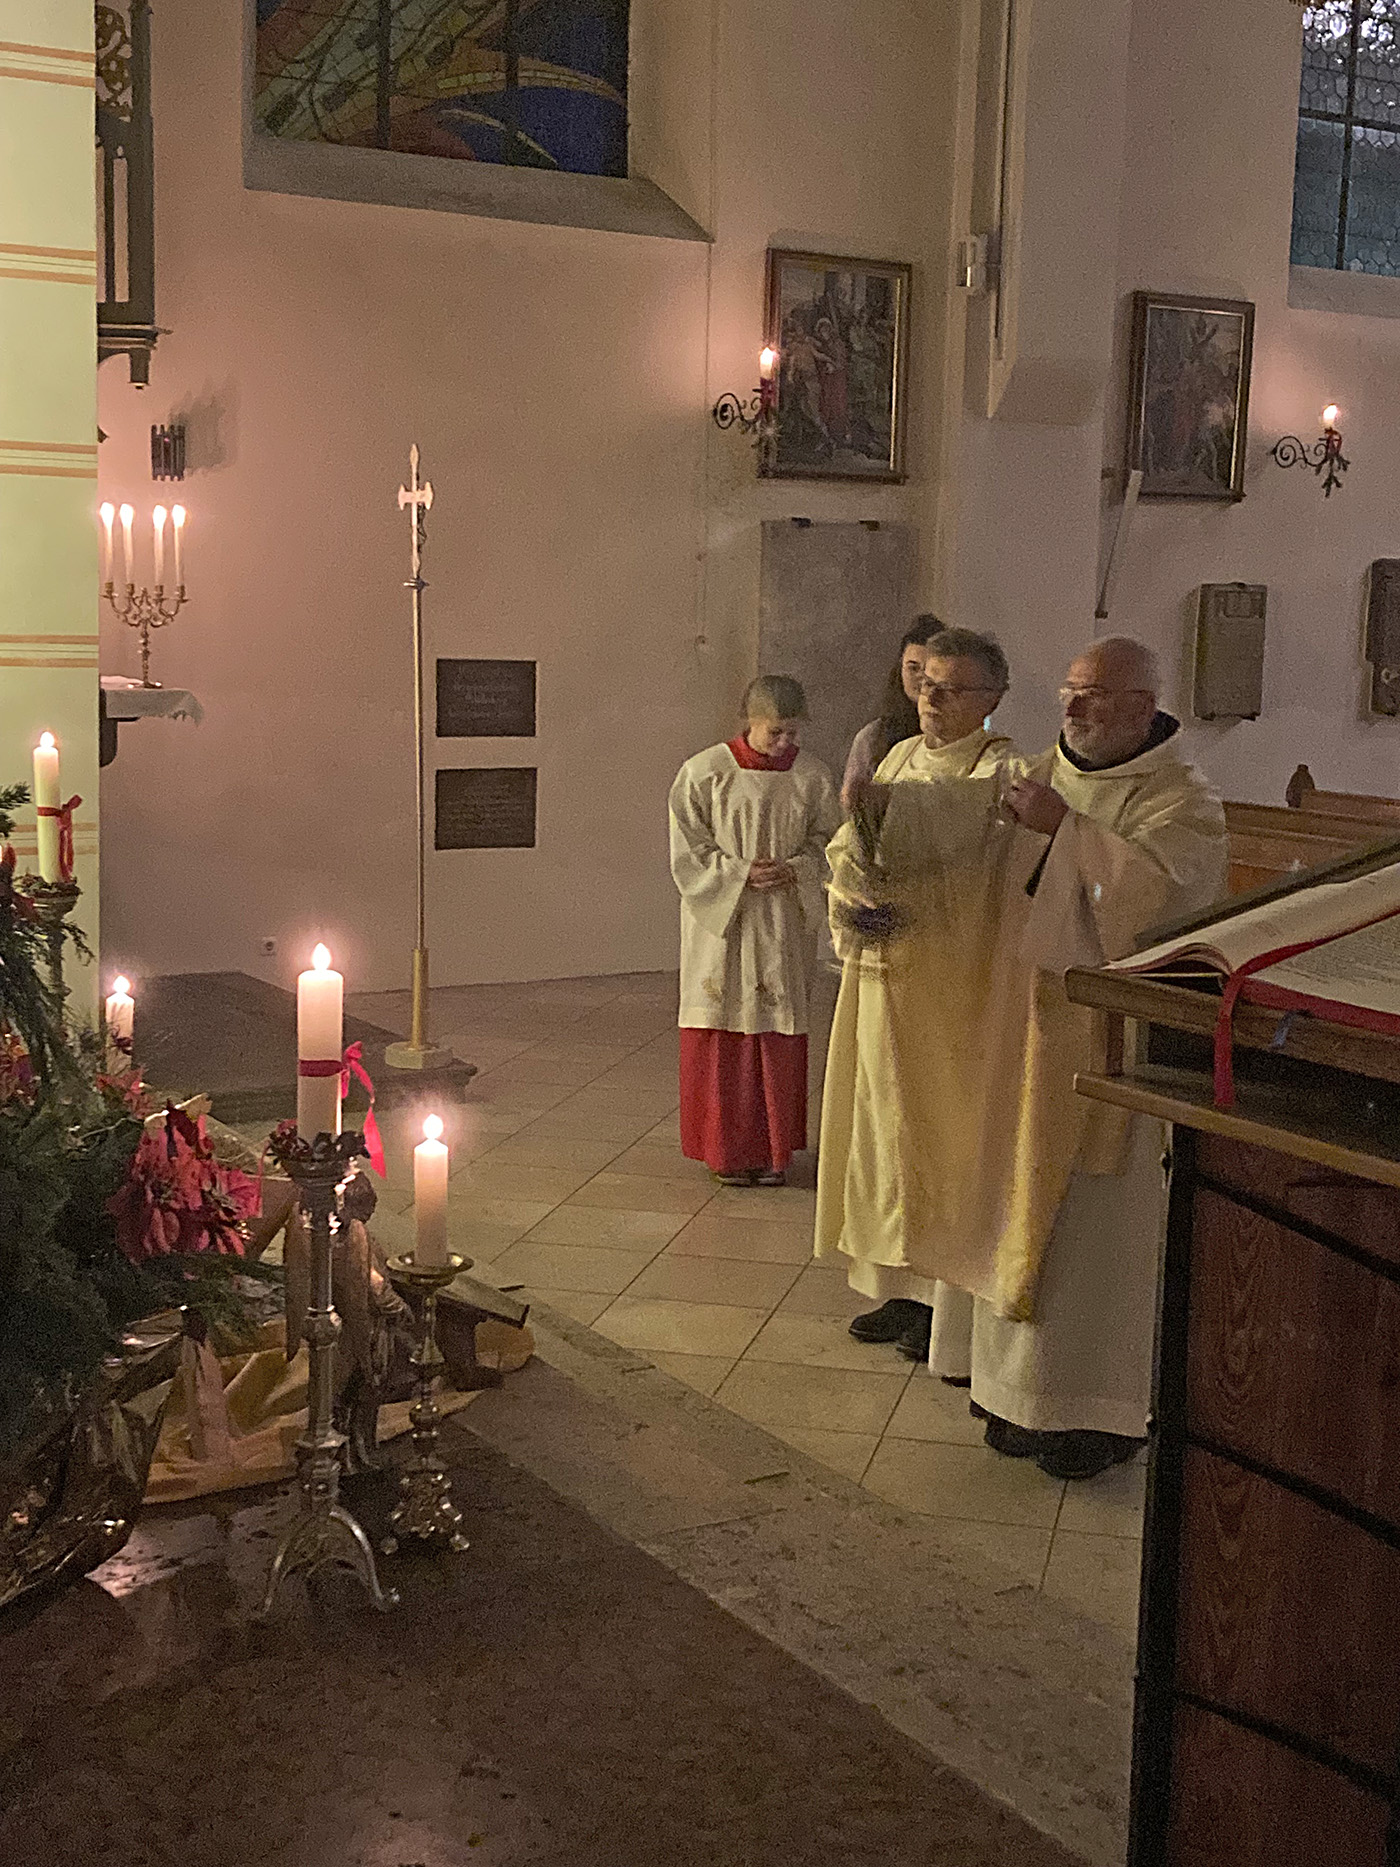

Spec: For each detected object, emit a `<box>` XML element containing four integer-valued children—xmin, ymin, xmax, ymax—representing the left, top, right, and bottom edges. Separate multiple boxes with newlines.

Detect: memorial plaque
<box><xmin>435</xmin><ymin>767</ymin><xmax>537</xmax><ymax>850</ymax></box>
<box><xmin>436</xmin><ymin>658</ymin><xmax>536</xmax><ymax>737</ymax></box>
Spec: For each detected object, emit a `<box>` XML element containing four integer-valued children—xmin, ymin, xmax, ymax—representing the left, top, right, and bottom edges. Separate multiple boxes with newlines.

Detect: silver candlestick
<box><xmin>382</xmin><ymin>1252</ymin><xmax>471</xmax><ymax>1554</ymax></box>
<box><xmin>259</xmin><ymin>1128</ymin><xmax>398</xmax><ymax>1616</ymax></box>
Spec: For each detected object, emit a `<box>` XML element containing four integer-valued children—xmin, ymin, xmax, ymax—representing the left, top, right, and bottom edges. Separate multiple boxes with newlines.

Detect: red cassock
<box><xmin>678</xmin><ymin>735</ymin><xmax>809</xmax><ymax>1175</ymax></box>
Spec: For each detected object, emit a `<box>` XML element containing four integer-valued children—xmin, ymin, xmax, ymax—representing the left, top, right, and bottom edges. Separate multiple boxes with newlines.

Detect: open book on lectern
<box><xmin>1109</xmin><ymin>835</ymin><xmax>1400</xmax><ymax>1037</ymax></box>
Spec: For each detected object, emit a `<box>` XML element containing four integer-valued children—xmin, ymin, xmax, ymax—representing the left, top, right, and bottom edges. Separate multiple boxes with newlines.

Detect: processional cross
<box><xmin>384</xmin><ymin>444</ymin><xmax>453</xmax><ymax>1070</ymax></box>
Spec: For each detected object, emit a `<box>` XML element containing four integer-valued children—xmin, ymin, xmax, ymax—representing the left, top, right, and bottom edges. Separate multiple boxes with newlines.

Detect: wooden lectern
<box><xmin>1065</xmin><ymin>963</ymin><xmax>1400</xmax><ymax>1866</ymax></box>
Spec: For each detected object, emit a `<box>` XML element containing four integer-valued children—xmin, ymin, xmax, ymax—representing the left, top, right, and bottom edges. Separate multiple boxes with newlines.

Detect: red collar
<box><xmin>728</xmin><ymin>734</ymin><xmax>799</xmax><ymax>772</ymax></box>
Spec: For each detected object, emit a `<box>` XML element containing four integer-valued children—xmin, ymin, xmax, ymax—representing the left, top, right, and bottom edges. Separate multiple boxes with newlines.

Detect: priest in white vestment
<box><xmin>863</xmin><ymin>636</ymin><xmax>1229</xmax><ymax>1479</ymax></box>
<box><xmin>670</xmin><ymin>676</ymin><xmax>840</xmax><ymax>1188</ymax></box>
<box><xmin>816</xmin><ymin>629</ymin><xmax>1021</xmax><ymax>1362</ymax></box>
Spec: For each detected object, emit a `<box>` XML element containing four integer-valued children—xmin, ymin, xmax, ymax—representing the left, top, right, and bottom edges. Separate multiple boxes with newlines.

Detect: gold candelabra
<box><xmin>383</xmin><ymin>1251</ymin><xmax>472</xmax><ymax>1555</ymax></box>
<box><xmin>102</xmin><ymin>578</ymin><xmax>188</xmax><ymax>688</ymax></box>
<box><xmin>99</xmin><ymin>499</ymin><xmax>189</xmax><ymax>687</ymax></box>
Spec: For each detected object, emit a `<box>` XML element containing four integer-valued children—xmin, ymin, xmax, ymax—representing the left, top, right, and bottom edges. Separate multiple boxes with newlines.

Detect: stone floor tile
<box><xmin>565</xmin><ymin>1172</ymin><xmax>713</xmax><ymax>1216</ymax></box>
<box><xmin>516</xmin><ymin>1287</ymin><xmax>616</xmax><ymax>1327</ymax></box>
<box><xmin>608</xmin><ymin>1143</ymin><xmax>714</xmax><ymax>1182</ymax></box>
<box><xmin>776</xmin><ymin>1264</ymin><xmax>871</xmax><ymax>1319</ymax></box>
<box><xmin>480</xmin><ymin>1135</ymin><xmax>626</xmax><ymax>1174</ymax></box>
<box><xmin>640</xmin><ymin>1350</ymin><xmax>738</xmax><ymax>1397</ymax></box>
<box><xmin>458</xmin><ymin>1162</ymin><xmax>597</xmax><ymax>1205</ymax></box>
<box><xmin>667</xmin><ymin>1212</ymin><xmax>816</xmax><ymax>1264</ymax></box>
<box><xmin>625</xmin><ymin>1252</ymin><xmax>802</xmax><ymax>1309</ymax></box>
<box><xmin>884</xmin><ymin>1373</ymin><xmax>989</xmax><ymax>1448</ymax></box>
<box><xmin>924</xmin><ymin>1520</ymin><xmax>1056</xmax><ymax>1590</ymax></box>
<box><xmin>511</xmin><ymin>1106</ymin><xmax>661</xmax><ymax>1144</ymax></box>
<box><xmin>706</xmin><ymin>1183</ymin><xmax>818</xmax><ymax>1219</ymax></box>
<box><xmin>1055</xmin><ymin>1457</ymin><xmax>1148</xmax><ymax>1538</ymax></box>
<box><xmin>765</xmin><ymin>1424</ymin><xmax>880</xmax><ymax>1483</ymax></box>
<box><xmin>1041</xmin><ymin>1532</ymin><xmax>1143</xmax><ymax>1635</ymax></box>
<box><xmin>863</xmin><ymin>1440</ymin><xmax>1066</xmax><ymax>1528</ymax></box>
<box><xmin>716</xmin><ymin>1359</ymin><xmax>910</xmax><ymax>1437</ymax></box>
<box><xmin>489</xmin><ymin>1238</ymin><xmax>659</xmax><ymax>1295</ymax></box>
<box><xmin>524</xmin><ymin>1205</ymin><xmax>691</xmax><ymax>1249</ymax></box>
<box><xmin>446</xmin><ymin>1194</ymin><xmax>556</xmax><ymax>1234</ymax></box>
<box><xmin>742</xmin><ymin>1311</ymin><xmax>908</xmax><ymax>1373</ymax></box>
<box><xmin>479</xmin><ymin>1054</ymin><xmax>620</xmax><ymax>1088</ymax></box>
<box><xmin>593</xmin><ymin>1295</ymin><xmax>769</xmax><ymax>1359</ymax></box>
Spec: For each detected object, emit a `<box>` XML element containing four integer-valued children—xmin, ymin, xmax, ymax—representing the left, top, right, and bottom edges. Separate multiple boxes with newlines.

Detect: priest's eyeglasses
<box><xmin>920</xmin><ymin>681</ymin><xmax>1000</xmax><ymax>700</ymax></box>
<box><xmin>1058</xmin><ymin>685</ymin><xmax>1152</xmax><ymax>705</ymax></box>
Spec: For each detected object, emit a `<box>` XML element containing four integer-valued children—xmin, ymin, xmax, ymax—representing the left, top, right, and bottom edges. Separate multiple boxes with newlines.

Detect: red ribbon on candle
<box><xmin>295</xmin><ymin>1044</ymin><xmax>385</xmax><ymax>1176</ymax></box>
<box><xmin>36</xmin><ymin>794</ymin><xmax>81</xmax><ymax>882</ymax></box>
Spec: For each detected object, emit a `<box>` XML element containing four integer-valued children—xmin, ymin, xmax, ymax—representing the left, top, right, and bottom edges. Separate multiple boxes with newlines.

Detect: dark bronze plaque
<box><xmin>436</xmin><ymin>658</ymin><xmax>536</xmax><ymax>737</ymax></box>
<box><xmin>435</xmin><ymin>767</ymin><xmax>537</xmax><ymax>850</ymax></box>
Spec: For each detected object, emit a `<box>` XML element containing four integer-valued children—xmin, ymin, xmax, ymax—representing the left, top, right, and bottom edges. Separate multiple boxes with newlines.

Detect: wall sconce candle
<box><xmin>1271</xmin><ymin>403</ymin><xmax>1350</xmax><ymax>497</ymax></box>
<box><xmin>712</xmin><ymin>347</ymin><xmax>780</xmax><ymax>469</ymax></box>
<box><xmin>99</xmin><ymin>498</ymin><xmax>191</xmax><ymax>687</ymax></box>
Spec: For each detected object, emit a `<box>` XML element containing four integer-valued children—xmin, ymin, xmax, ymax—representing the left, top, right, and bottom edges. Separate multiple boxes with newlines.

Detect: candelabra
<box><xmin>258</xmin><ymin>1127</ymin><xmax>399</xmax><ymax>1617</ymax></box>
<box><xmin>99</xmin><ymin>500</ymin><xmax>189</xmax><ymax>687</ymax></box>
<box><xmin>1270</xmin><ymin>405</ymin><xmax>1350</xmax><ymax>498</ymax></box>
<box><xmin>712</xmin><ymin>346</ymin><xmax>780</xmax><ymax>471</ymax></box>
<box><xmin>382</xmin><ymin>1252</ymin><xmax>472</xmax><ymax>1555</ymax></box>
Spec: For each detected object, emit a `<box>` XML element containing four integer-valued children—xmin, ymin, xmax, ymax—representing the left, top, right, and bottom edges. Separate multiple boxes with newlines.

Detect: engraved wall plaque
<box><xmin>1366</xmin><ymin>560</ymin><xmax>1400</xmax><ymax>718</ymax></box>
<box><xmin>436</xmin><ymin>658</ymin><xmax>536</xmax><ymax>737</ymax></box>
<box><xmin>434</xmin><ymin>768</ymin><xmax>537</xmax><ymax>849</ymax></box>
<box><xmin>1193</xmin><ymin>583</ymin><xmax>1267</xmax><ymax>721</ymax></box>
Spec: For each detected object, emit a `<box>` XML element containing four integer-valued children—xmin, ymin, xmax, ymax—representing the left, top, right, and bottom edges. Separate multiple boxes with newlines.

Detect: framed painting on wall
<box><xmin>1126</xmin><ymin>290</ymin><xmax>1255</xmax><ymax>501</ymax></box>
<box><xmin>764</xmin><ymin>249</ymin><xmax>911</xmax><ymax>482</ymax></box>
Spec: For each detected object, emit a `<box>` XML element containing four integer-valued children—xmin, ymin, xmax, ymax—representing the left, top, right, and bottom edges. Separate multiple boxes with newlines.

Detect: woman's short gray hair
<box><xmin>742</xmin><ymin>674</ymin><xmax>808</xmax><ymax>721</ymax></box>
<box><xmin>923</xmin><ymin>627</ymin><xmax>1009</xmax><ymax>695</ymax></box>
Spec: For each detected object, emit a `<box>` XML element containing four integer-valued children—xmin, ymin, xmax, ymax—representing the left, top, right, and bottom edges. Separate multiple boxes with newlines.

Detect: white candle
<box><xmin>105</xmin><ymin>974</ymin><xmax>134</xmax><ymax>1069</ymax></box>
<box><xmin>99</xmin><ymin>502</ymin><xmax>115</xmax><ymax>585</ymax></box>
<box><xmin>759</xmin><ymin>345</ymin><xmax>778</xmax><ymax>382</ymax></box>
<box><xmin>118</xmin><ymin>503</ymin><xmax>134</xmax><ymax>587</ymax></box>
<box><xmin>33</xmin><ymin>731</ymin><xmax>60</xmax><ymax>882</ymax></box>
<box><xmin>414</xmin><ymin>1114</ymin><xmax>450</xmax><ymax>1265</ymax></box>
<box><xmin>171</xmin><ymin>504</ymin><xmax>186</xmax><ymax>589</ymax></box>
<box><xmin>296</xmin><ymin>942</ymin><xmax>343</xmax><ymax>1139</ymax></box>
<box><xmin>152</xmin><ymin>505</ymin><xmax>167</xmax><ymax>587</ymax></box>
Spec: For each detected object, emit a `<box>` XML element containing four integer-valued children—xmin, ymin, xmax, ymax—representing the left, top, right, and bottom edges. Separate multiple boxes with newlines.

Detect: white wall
<box><xmin>96</xmin><ymin>0</ymin><xmax>957</xmax><ymax>992</ymax></box>
<box><xmin>947</xmin><ymin>0</ymin><xmax>1400</xmax><ymax>807</ymax></box>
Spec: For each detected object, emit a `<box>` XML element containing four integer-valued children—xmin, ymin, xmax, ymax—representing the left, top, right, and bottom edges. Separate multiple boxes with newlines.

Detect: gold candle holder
<box><xmin>383</xmin><ymin>1251</ymin><xmax>472</xmax><ymax>1555</ymax></box>
<box><xmin>103</xmin><ymin>580</ymin><xmax>189</xmax><ymax>689</ymax></box>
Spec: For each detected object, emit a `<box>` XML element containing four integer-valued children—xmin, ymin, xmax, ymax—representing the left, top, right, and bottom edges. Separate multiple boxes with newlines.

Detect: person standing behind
<box><xmin>670</xmin><ymin>677</ymin><xmax>841</xmax><ymax>1188</ymax></box>
<box><xmin>841</xmin><ymin>618</ymin><xmax>944</xmax><ymax>812</ymax></box>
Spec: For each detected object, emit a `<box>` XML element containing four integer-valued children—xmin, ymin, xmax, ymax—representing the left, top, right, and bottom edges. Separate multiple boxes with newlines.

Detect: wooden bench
<box><xmin>1285</xmin><ymin>762</ymin><xmax>1400</xmax><ymax>825</ymax></box>
<box><xmin>1221</xmin><ymin>768</ymin><xmax>1400</xmax><ymax>895</ymax></box>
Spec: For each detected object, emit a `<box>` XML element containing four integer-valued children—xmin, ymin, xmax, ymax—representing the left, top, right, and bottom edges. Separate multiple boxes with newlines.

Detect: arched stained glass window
<box><xmin>1291</xmin><ymin>1</ymin><xmax>1400</xmax><ymax>275</ymax></box>
<box><xmin>253</xmin><ymin>1</ymin><xmax>630</xmax><ymax>179</ymax></box>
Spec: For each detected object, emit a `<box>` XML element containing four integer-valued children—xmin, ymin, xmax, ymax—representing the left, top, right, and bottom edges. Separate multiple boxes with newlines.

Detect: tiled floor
<box><xmin>348</xmin><ymin>968</ymin><xmax>1145</xmax><ymax>1638</ymax></box>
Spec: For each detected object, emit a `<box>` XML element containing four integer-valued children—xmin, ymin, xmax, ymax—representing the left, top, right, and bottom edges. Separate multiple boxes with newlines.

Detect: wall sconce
<box><xmin>99</xmin><ymin>500</ymin><xmax>190</xmax><ymax>688</ymax></box>
<box><xmin>150</xmin><ymin>423</ymin><xmax>186</xmax><ymax>481</ymax></box>
<box><xmin>712</xmin><ymin>347</ymin><xmax>779</xmax><ymax>469</ymax></box>
<box><xmin>1271</xmin><ymin>404</ymin><xmax>1350</xmax><ymax>497</ymax></box>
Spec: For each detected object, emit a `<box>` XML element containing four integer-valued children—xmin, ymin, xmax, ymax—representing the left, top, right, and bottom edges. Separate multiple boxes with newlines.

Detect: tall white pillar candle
<box><xmin>105</xmin><ymin>974</ymin><xmax>134</xmax><ymax>1069</ymax></box>
<box><xmin>171</xmin><ymin>504</ymin><xmax>186</xmax><ymax>588</ymax></box>
<box><xmin>414</xmin><ymin>1115</ymin><xmax>450</xmax><ymax>1265</ymax></box>
<box><xmin>33</xmin><ymin>732</ymin><xmax>60</xmax><ymax>882</ymax></box>
<box><xmin>152</xmin><ymin>505</ymin><xmax>167</xmax><ymax>587</ymax></box>
<box><xmin>99</xmin><ymin>502</ymin><xmax>115</xmax><ymax>584</ymax></box>
<box><xmin>296</xmin><ymin>943</ymin><xmax>343</xmax><ymax>1139</ymax></box>
<box><xmin>118</xmin><ymin>503</ymin><xmax>134</xmax><ymax>587</ymax></box>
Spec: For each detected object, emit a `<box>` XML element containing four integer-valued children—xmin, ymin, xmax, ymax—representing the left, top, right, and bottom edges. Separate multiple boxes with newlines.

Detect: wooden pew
<box><xmin>1285</xmin><ymin>762</ymin><xmax>1400</xmax><ymax>825</ymax></box>
<box><xmin>1220</xmin><ymin>768</ymin><xmax>1400</xmax><ymax>895</ymax></box>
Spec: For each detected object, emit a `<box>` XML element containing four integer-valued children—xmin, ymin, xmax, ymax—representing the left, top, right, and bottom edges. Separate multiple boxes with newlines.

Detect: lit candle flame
<box><xmin>759</xmin><ymin>345</ymin><xmax>778</xmax><ymax>380</ymax></box>
<box><xmin>99</xmin><ymin>501</ymin><xmax>115</xmax><ymax>523</ymax></box>
<box><xmin>312</xmin><ymin>943</ymin><xmax>331</xmax><ymax>972</ymax></box>
<box><xmin>171</xmin><ymin>504</ymin><xmax>186</xmax><ymax>529</ymax></box>
<box><xmin>39</xmin><ymin>731</ymin><xmax>55</xmax><ymax>751</ymax></box>
<box><xmin>423</xmin><ymin>1114</ymin><xmax>444</xmax><ymax>1142</ymax></box>
<box><xmin>118</xmin><ymin>502</ymin><xmax>134</xmax><ymax>525</ymax></box>
<box><xmin>113</xmin><ymin>975</ymin><xmax>131</xmax><ymax>996</ymax></box>
<box><xmin>1323</xmin><ymin>404</ymin><xmax>1340</xmax><ymax>428</ymax></box>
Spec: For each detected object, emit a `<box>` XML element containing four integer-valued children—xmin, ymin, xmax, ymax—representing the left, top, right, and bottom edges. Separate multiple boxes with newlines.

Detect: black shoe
<box><xmin>848</xmin><ymin>1298</ymin><xmax>925</xmax><ymax>1344</ymax></box>
<box><xmin>940</xmin><ymin>1374</ymin><xmax>972</xmax><ymax>1389</ymax></box>
<box><xmin>896</xmin><ymin>1306</ymin><xmax>933</xmax><ymax>1362</ymax></box>
<box><xmin>984</xmin><ymin>1413</ymin><xmax>1048</xmax><ymax>1459</ymax></box>
<box><xmin>968</xmin><ymin>1399</ymin><xmax>988</xmax><ymax>1422</ymax></box>
<box><xmin>1035</xmin><ymin>1430</ymin><xmax>1146</xmax><ymax>1482</ymax></box>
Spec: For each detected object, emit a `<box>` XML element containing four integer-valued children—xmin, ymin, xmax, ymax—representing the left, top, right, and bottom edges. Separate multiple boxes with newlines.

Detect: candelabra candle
<box><xmin>414</xmin><ymin>1115</ymin><xmax>450</xmax><ymax>1265</ymax></box>
<box><xmin>297</xmin><ymin>943</ymin><xmax>344</xmax><ymax>1141</ymax></box>
<box><xmin>118</xmin><ymin>503</ymin><xmax>134</xmax><ymax>587</ymax></box>
<box><xmin>171</xmin><ymin>503</ymin><xmax>186</xmax><ymax>589</ymax></box>
<box><xmin>99</xmin><ymin>500</ymin><xmax>192</xmax><ymax>685</ymax></box>
<box><xmin>152</xmin><ymin>505</ymin><xmax>167</xmax><ymax>587</ymax></box>
<box><xmin>99</xmin><ymin>502</ymin><xmax>114</xmax><ymax>584</ymax></box>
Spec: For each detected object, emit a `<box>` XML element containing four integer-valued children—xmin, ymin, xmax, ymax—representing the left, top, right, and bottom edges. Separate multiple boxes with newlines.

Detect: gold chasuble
<box><xmin>815</xmin><ymin>726</ymin><xmax>1021</xmax><ymax>1304</ymax></box>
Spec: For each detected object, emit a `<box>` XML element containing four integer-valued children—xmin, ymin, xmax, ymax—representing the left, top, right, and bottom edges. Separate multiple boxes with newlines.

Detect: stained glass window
<box><xmin>253</xmin><ymin>1</ymin><xmax>629</xmax><ymax>179</ymax></box>
<box><xmin>1292</xmin><ymin>1</ymin><xmax>1400</xmax><ymax>274</ymax></box>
